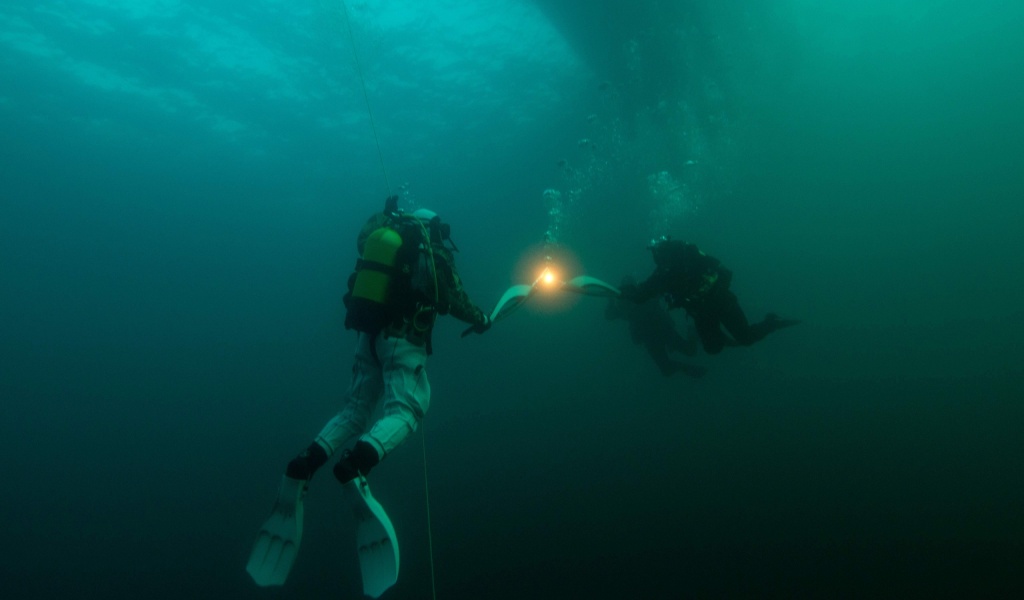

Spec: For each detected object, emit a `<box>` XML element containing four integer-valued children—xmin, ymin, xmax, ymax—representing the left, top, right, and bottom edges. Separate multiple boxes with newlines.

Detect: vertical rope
<box><xmin>340</xmin><ymin>0</ymin><xmax>392</xmax><ymax>196</ymax></box>
<box><xmin>420</xmin><ymin>428</ymin><xmax>439</xmax><ymax>600</ymax></box>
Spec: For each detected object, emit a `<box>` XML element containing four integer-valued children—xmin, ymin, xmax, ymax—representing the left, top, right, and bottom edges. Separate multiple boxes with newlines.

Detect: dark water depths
<box><xmin>2</xmin><ymin>1</ymin><xmax>1022</xmax><ymax>598</ymax></box>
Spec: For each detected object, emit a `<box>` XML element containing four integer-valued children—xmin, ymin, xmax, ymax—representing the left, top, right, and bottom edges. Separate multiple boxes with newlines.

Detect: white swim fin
<box><xmin>561</xmin><ymin>275</ymin><xmax>620</xmax><ymax>297</ymax></box>
<box><xmin>246</xmin><ymin>475</ymin><xmax>306</xmax><ymax>586</ymax></box>
<box><xmin>343</xmin><ymin>475</ymin><xmax>399</xmax><ymax>598</ymax></box>
<box><xmin>490</xmin><ymin>283</ymin><xmax>536</xmax><ymax>322</ymax></box>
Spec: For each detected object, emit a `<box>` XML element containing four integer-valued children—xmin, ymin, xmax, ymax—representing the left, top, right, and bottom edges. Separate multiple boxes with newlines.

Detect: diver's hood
<box><xmin>650</xmin><ymin>238</ymin><xmax>687</xmax><ymax>267</ymax></box>
<box><xmin>412</xmin><ymin>208</ymin><xmax>438</xmax><ymax>221</ymax></box>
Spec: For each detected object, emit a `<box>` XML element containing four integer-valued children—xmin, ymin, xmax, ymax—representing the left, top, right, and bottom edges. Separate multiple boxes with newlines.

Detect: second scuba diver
<box><xmin>620</xmin><ymin>237</ymin><xmax>799</xmax><ymax>354</ymax></box>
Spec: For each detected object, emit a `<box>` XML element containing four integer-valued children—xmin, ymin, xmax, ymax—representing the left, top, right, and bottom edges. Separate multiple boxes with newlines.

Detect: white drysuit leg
<box><xmin>314</xmin><ymin>332</ymin><xmax>383</xmax><ymax>456</ymax></box>
<box><xmin>359</xmin><ymin>333</ymin><xmax>430</xmax><ymax>461</ymax></box>
<box><xmin>314</xmin><ymin>331</ymin><xmax>430</xmax><ymax>463</ymax></box>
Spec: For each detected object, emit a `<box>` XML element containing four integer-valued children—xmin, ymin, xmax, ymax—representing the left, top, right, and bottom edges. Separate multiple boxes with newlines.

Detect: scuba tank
<box><xmin>344</xmin><ymin>197</ymin><xmax>409</xmax><ymax>334</ymax></box>
<box><xmin>351</xmin><ymin>227</ymin><xmax>403</xmax><ymax>306</ymax></box>
<box><xmin>344</xmin><ymin>196</ymin><xmax>443</xmax><ymax>336</ymax></box>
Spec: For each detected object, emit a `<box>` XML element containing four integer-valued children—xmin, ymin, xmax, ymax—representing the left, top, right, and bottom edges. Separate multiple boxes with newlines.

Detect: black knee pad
<box><xmin>286</xmin><ymin>442</ymin><xmax>328</xmax><ymax>480</ymax></box>
<box><xmin>333</xmin><ymin>441</ymin><xmax>381</xmax><ymax>484</ymax></box>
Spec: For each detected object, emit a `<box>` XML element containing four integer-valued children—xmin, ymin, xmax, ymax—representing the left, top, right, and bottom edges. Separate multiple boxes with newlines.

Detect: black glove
<box><xmin>461</xmin><ymin>315</ymin><xmax>492</xmax><ymax>338</ymax></box>
<box><xmin>618</xmin><ymin>283</ymin><xmax>639</xmax><ymax>301</ymax></box>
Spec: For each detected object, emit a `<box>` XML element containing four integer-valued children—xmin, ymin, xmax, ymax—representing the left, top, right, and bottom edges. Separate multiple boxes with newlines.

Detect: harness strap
<box><xmin>356</xmin><ymin>258</ymin><xmax>406</xmax><ymax>277</ymax></box>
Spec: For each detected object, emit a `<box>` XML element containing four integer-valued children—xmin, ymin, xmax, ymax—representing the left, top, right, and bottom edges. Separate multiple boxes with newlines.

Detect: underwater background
<box><xmin>2</xmin><ymin>0</ymin><xmax>1023</xmax><ymax>598</ymax></box>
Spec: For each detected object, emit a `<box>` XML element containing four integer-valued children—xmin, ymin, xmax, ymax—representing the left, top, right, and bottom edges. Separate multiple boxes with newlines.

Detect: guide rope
<box><xmin>340</xmin><ymin>1</ymin><xmax>392</xmax><ymax>196</ymax></box>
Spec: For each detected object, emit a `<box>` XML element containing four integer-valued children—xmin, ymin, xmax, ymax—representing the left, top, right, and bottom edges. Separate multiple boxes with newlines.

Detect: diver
<box><xmin>248</xmin><ymin>196</ymin><xmax>491</xmax><ymax>587</ymax></box>
<box><xmin>619</xmin><ymin>237</ymin><xmax>799</xmax><ymax>354</ymax></box>
<box><xmin>606</xmin><ymin>275</ymin><xmax>707</xmax><ymax>378</ymax></box>
<box><xmin>291</xmin><ymin>198</ymin><xmax>490</xmax><ymax>483</ymax></box>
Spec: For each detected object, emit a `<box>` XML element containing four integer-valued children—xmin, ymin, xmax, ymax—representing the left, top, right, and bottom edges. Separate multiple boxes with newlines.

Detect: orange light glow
<box><xmin>535</xmin><ymin>265</ymin><xmax>561</xmax><ymax>289</ymax></box>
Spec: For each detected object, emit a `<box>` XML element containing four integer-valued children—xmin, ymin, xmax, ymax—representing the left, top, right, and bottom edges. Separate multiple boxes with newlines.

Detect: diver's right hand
<box><xmin>461</xmin><ymin>315</ymin><xmax>491</xmax><ymax>338</ymax></box>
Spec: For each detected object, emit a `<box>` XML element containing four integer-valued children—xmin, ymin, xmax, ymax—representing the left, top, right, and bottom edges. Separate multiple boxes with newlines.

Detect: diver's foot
<box><xmin>679</xmin><ymin>365</ymin><xmax>708</xmax><ymax>378</ymax></box>
<box><xmin>682</xmin><ymin>325</ymin><xmax>700</xmax><ymax>355</ymax></box>
<box><xmin>332</xmin><ymin>441</ymin><xmax>381</xmax><ymax>485</ymax></box>
<box><xmin>333</xmin><ymin>458</ymin><xmax>359</xmax><ymax>484</ymax></box>
<box><xmin>765</xmin><ymin>313</ymin><xmax>801</xmax><ymax>331</ymax></box>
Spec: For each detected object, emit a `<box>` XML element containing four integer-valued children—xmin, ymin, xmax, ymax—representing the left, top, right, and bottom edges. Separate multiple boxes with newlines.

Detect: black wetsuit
<box><xmin>625</xmin><ymin>241</ymin><xmax>796</xmax><ymax>355</ymax></box>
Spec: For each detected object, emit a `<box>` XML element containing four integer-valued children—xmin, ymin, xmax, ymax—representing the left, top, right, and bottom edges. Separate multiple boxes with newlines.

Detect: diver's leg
<box><xmin>693</xmin><ymin>310</ymin><xmax>727</xmax><ymax>355</ymax></box>
<box><xmin>287</xmin><ymin>332</ymin><xmax>383</xmax><ymax>481</ymax></box>
<box><xmin>645</xmin><ymin>341</ymin><xmax>678</xmax><ymax>377</ymax></box>
<box><xmin>716</xmin><ymin>293</ymin><xmax>762</xmax><ymax>346</ymax></box>
<box><xmin>668</xmin><ymin>326</ymin><xmax>699</xmax><ymax>357</ymax></box>
<box><xmin>335</xmin><ymin>334</ymin><xmax>429</xmax><ymax>482</ymax></box>
<box><xmin>721</xmin><ymin>296</ymin><xmax>800</xmax><ymax>346</ymax></box>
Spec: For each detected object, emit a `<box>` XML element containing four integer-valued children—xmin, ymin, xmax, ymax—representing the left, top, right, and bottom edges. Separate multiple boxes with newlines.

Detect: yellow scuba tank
<box><xmin>351</xmin><ymin>227</ymin><xmax>403</xmax><ymax>304</ymax></box>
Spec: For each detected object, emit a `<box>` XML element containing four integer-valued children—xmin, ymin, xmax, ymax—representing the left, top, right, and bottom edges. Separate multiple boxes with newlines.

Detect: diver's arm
<box><xmin>449</xmin><ymin>287</ymin><xmax>487</xmax><ymax>326</ymax></box>
<box><xmin>440</xmin><ymin>254</ymin><xmax>488</xmax><ymax>326</ymax></box>
<box><xmin>621</xmin><ymin>270</ymin><xmax>665</xmax><ymax>303</ymax></box>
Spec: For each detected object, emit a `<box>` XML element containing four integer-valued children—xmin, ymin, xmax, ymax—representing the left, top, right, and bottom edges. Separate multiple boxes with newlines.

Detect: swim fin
<box><xmin>343</xmin><ymin>475</ymin><xmax>399</xmax><ymax>599</ymax></box>
<box><xmin>560</xmin><ymin>275</ymin><xmax>621</xmax><ymax>297</ymax></box>
<box><xmin>764</xmin><ymin>313</ymin><xmax>802</xmax><ymax>332</ymax></box>
<box><xmin>246</xmin><ymin>475</ymin><xmax>306</xmax><ymax>586</ymax></box>
<box><xmin>463</xmin><ymin>283</ymin><xmax>536</xmax><ymax>336</ymax></box>
<box><xmin>489</xmin><ymin>283</ymin><xmax>536</xmax><ymax>322</ymax></box>
<box><xmin>679</xmin><ymin>364</ymin><xmax>708</xmax><ymax>378</ymax></box>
